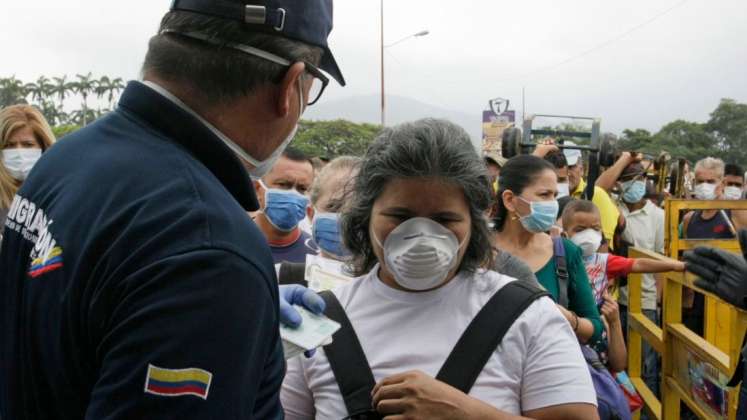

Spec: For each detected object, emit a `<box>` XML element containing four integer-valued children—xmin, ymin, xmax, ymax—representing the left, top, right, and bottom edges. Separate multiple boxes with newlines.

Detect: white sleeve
<box><xmin>655</xmin><ymin>208</ymin><xmax>665</xmax><ymax>254</ymax></box>
<box><xmin>520</xmin><ymin>297</ymin><xmax>597</xmax><ymax>411</ymax></box>
<box><xmin>281</xmin><ymin>356</ymin><xmax>315</xmax><ymax>420</ymax></box>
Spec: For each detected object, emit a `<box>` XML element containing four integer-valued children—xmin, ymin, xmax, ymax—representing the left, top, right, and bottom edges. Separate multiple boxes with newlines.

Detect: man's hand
<box><xmin>683</xmin><ymin>229</ymin><xmax>747</xmax><ymax>309</ymax></box>
<box><xmin>279</xmin><ymin>285</ymin><xmax>326</xmax><ymax>358</ymax></box>
<box><xmin>532</xmin><ymin>138</ymin><xmax>559</xmax><ymax>158</ymax></box>
<box><xmin>372</xmin><ymin>371</ymin><xmax>481</xmax><ymax>419</ymax></box>
<box><xmin>278</xmin><ymin>284</ymin><xmax>326</xmax><ymax>328</ymax></box>
<box><xmin>619</xmin><ymin>151</ymin><xmax>642</xmax><ymax>164</ymax></box>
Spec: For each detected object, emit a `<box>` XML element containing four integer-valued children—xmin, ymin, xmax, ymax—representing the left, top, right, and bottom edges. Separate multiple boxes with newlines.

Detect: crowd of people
<box><xmin>2</xmin><ymin>1</ymin><xmax>747</xmax><ymax>419</ymax></box>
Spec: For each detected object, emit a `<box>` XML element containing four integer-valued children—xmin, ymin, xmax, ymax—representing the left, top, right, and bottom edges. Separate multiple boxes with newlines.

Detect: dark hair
<box><xmin>282</xmin><ymin>147</ymin><xmax>312</xmax><ymax>166</ymax></box>
<box><xmin>544</xmin><ymin>150</ymin><xmax>568</xmax><ymax>169</ymax></box>
<box><xmin>557</xmin><ymin>196</ymin><xmax>576</xmax><ymax>222</ymax></box>
<box><xmin>142</xmin><ymin>8</ymin><xmax>322</xmax><ymax>106</ymax></box>
<box><xmin>619</xmin><ymin>162</ymin><xmax>645</xmax><ymax>182</ymax></box>
<box><xmin>561</xmin><ymin>199</ymin><xmax>599</xmax><ymax>228</ymax></box>
<box><xmin>484</xmin><ymin>156</ymin><xmax>499</xmax><ymax>167</ymax></box>
<box><xmin>725</xmin><ymin>163</ymin><xmax>744</xmax><ymax>178</ymax></box>
<box><xmin>493</xmin><ymin>155</ymin><xmax>556</xmax><ymax>231</ymax></box>
<box><xmin>341</xmin><ymin>118</ymin><xmax>494</xmax><ymax>276</ymax></box>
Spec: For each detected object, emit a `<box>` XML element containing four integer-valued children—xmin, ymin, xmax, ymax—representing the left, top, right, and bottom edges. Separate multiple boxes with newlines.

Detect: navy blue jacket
<box><xmin>0</xmin><ymin>82</ymin><xmax>284</xmax><ymax>419</ymax></box>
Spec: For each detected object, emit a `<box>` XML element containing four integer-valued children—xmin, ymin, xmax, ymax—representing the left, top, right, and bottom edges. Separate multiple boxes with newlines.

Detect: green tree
<box><xmin>0</xmin><ymin>76</ymin><xmax>29</xmax><ymax>108</ymax></box>
<box><xmin>618</xmin><ymin>128</ymin><xmax>655</xmax><ymax>153</ymax></box>
<box><xmin>72</xmin><ymin>72</ymin><xmax>96</xmax><ymax>126</ymax></box>
<box><xmin>107</xmin><ymin>77</ymin><xmax>125</xmax><ymax>108</ymax></box>
<box><xmin>652</xmin><ymin>120</ymin><xmax>718</xmax><ymax>163</ymax></box>
<box><xmin>292</xmin><ymin>119</ymin><xmax>381</xmax><ymax>158</ymax></box>
<box><xmin>69</xmin><ymin>108</ymin><xmax>98</xmax><ymax>127</ymax></box>
<box><xmin>52</xmin><ymin>124</ymin><xmax>81</xmax><ymax>139</ymax></box>
<box><xmin>52</xmin><ymin>75</ymin><xmax>74</xmax><ymax>113</ymax></box>
<box><xmin>706</xmin><ymin>98</ymin><xmax>747</xmax><ymax>165</ymax></box>
<box><xmin>24</xmin><ymin>76</ymin><xmax>53</xmax><ymax>104</ymax></box>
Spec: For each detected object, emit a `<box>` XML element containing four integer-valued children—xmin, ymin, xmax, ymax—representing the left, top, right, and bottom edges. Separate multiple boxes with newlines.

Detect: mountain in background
<box><xmin>304</xmin><ymin>94</ymin><xmax>482</xmax><ymax>150</ymax></box>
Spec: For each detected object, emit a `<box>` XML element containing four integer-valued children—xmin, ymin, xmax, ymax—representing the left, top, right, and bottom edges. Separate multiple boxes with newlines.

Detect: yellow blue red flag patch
<box><xmin>144</xmin><ymin>364</ymin><xmax>212</xmax><ymax>399</ymax></box>
<box><xmin>28</xmin><ymin>246</ymin><xmax>63</xmax><ymax>278</ymax></box>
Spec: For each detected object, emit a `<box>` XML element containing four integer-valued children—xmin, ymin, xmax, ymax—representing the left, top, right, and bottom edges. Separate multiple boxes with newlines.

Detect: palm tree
<box><xmin>25</xmin><ymin>76</ymin><xmax>55</xmax><ymax>106</ymax></box>
<box><xmin>95</xmin><ymin>76</ymin><xmax>110</xmax><ymax>114</ymax></box>
<box><xmin>108</xmin><ymin>77</ymin><xmax>125</xmax><ymax>108</ymax></box>
<box><xmin>53</xmin><ymin>75</ymin><xmax>74</xmax><ymax>112</ymax></box>
<box><xmin>0</xmin><ymin>76</ymin><xmax>29</xmax><ymax>107</ymax></box>
<box><xmin>69</xmin><ymin>108</ymin><xmax>98</xmax><ymax>127</ymax></box>
<box><xmin>72</xmin><ymin>73</ymin><xmax>96</xmax><ymax>126</ymax></box>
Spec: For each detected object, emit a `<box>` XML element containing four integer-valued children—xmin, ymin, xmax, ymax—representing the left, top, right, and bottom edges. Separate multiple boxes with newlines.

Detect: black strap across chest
<box><xmin>319</xmin><ymin>280</ymin><xmax>549</xmax><ymax>418</ymax></box>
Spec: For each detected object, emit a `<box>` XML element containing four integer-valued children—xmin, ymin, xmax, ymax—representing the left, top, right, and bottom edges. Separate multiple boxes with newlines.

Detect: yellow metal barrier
<box><xmin>626</xmin><ymin>199</ymin><xmax>747</xmax><ymax>420</ymax></box>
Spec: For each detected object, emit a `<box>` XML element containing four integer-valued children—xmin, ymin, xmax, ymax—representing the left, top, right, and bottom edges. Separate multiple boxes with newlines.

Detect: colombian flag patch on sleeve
<box><xmin>144</xmin><ymin>364</ymin><xmax>213</xmax><ymax>399</ymax></box>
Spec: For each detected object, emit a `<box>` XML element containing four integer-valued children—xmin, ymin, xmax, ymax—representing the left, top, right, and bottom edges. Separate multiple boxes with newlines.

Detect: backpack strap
<box><xmin>552</xmin><ymin>237</ymin><xmax>570</xmax><ymax>308</ymax></box>
<box><xmin>319</xmin><ymin>291</ymin><xmax>377</xmax><ymax>417</ymax></box>
<box><xmin>435</xmin><ymin>281</ymin><xmax>549</xmax><ymax>393</ymax></box>
<box><xmin>278</xmin><ymin>261</ymin><xmax>308</xmax><ymax>287</ymax></box>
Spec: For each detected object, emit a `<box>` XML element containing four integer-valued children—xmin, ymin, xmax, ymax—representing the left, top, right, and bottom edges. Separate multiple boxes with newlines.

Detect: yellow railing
<box><xmin>626</xmin><ymin>199</ymin><xmax>747</xmax><ymax>419</ymax></box>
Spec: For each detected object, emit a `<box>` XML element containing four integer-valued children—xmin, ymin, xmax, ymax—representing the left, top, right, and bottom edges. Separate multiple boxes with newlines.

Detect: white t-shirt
<box><xmin>281</xmin><ymin>267</ymin><xmax>596</xmax><ymax>419</ymax></box>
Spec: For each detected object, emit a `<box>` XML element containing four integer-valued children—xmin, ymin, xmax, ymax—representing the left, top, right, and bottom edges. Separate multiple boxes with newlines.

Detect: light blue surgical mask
<box><xmin>312</xmin><ymin>212</ymin><xmax>351</xmax><ymax>260</ymax></box>
<box><xmin>517</xmin><ymin>197</ymin><xmax>559</xmax><ymax>233</ymax></box>
<box><xmin>260</xmin><ymin>180</ymin><xmax>309</xmax><ymax>232</ymax></box>
<box><xmin>621</xmin><ymin>180</ymin><xmax>646</xmax><ymax>204</ymax></box>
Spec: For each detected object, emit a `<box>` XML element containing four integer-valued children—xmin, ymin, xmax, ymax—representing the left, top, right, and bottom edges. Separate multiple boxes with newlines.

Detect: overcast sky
<box><xmin>2</xmin><ymin>0</ymin><xmax>746</xmax><ymax>135</ymax></box>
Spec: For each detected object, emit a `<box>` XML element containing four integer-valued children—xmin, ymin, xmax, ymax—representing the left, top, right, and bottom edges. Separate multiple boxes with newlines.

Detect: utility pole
<box><xmin>380</xmin><ymin>0</ymin><xmax>385</xmax><ymax>127</ymax></box>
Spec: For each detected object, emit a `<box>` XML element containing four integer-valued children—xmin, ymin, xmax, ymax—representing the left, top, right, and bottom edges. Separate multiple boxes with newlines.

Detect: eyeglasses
<box><xmin>163</xmin><ymin>30</ymin><xmax>329</xmax><ymax>106</ymax></box>
<box><xmin>300</xmin><ymin>61</ymin><xmax>329</xmax><ymax>106</ymax></box>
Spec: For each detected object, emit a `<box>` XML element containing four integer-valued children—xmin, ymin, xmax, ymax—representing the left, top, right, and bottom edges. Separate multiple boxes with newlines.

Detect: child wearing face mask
<box><xmin>562</xmin><ymin>200</ymin><xmax>685</xmax><ymax>306</ymax></box>
<box><xmin>562</xmin><ymin>199</ymin><xmax>684</xmax><ymax>373</ymax></box>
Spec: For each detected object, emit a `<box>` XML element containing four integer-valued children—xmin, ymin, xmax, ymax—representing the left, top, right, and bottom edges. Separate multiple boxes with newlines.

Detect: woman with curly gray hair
<box><xmin>281</xmin><ymin>119</ymin><xmax>597</xmax><ymax>420</ymax></box>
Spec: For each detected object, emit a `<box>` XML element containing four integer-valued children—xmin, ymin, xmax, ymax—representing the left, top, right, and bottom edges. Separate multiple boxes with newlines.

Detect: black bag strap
<box><xmin>435</xmin><ymin>281</ymin><xmax>549</xmax><ymax>393</ymax></box>
<box><xmin>552</xmin><ymin>237</ymin><xmax>570</xmax><ymax>307</ymax></box>
<box><xmin>319</xmin><ymin>291</ymin><xmax>377</xmax><ymax>417</ymax></box>
<box><xmin>278</xmin><ymin>261</ymin><xmax>308</xmax><ymax>286</ymax></box>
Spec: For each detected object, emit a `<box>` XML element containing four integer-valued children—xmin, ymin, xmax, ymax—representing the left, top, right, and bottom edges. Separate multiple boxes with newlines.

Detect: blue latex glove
<box><xmin>279</xmin><ymin>284</ymin><xmax>326</xmax><ymax>357</ymax></box>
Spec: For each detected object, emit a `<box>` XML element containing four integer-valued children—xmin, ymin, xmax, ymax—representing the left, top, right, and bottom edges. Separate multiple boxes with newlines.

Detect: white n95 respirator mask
<box><xmin>570</xmin><ymin>228</ymin><xmax>603</xmax><ymax>257</ymax></box>
<box><xmin>374</xmin><ymin>217</ymin><xmax>466</xmax><ymax>291</ymax></box>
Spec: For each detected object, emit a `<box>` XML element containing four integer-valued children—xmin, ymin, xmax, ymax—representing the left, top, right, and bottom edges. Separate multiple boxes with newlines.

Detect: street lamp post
<box><xmin>380</xmin><ymin>0</ymin><xmax>385</xmax><ymax>127</ymax></box>
<box><xmin>380</xmin><ymin>0</ymin><xmax>429</xmax><ymax>127</ymax></box>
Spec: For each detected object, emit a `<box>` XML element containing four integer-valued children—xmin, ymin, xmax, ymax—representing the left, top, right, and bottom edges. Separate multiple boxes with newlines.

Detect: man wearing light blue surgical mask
<box><xmin>253</xmin><ymin>148</ymin><xmax>318</xmax><ymax>264</ymax></box>
<box><xmin>610</xmin><ymin>161</ymin><xmax>665</xmax><ymax>398</ymax></box>
<box><xmin>275</xmin><ymin>155</ymin><xmax>361</xmax><ymax>287</ymax></box>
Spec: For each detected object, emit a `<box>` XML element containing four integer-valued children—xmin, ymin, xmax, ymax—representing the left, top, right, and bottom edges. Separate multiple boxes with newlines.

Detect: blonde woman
<box><xmin>1</xmin><ymin>105</ymin><xmax>56</xmax><ymax>225</ymax></box>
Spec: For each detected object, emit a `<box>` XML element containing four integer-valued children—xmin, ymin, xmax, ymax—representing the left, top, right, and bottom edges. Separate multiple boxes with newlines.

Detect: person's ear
<box><xmin>276</xmin><ymin>62</ymin><xmax>306</xmax><ymax>118</ymax></box>
<box><xmin>254</xmin><ymin>179</ymin><xmax>266</xmax><ymax>208</ymax></box>
<box><xmin>502</xmin><ymin>190</ymin><xmax>517</xmax><ymax>213</ymax></box>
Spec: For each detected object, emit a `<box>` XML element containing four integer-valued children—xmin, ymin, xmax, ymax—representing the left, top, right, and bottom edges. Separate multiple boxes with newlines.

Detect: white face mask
<box><xmin>556</xmin><ymin>182</ymin><xmax>570</xmax><ymax>199</ymax></box>
<box><xmin>694</xmin><ymin>182</ymin><xmax>717</xmax><ymax>200</ymax></box>
<box><xmin>373</xmin><ymin>217</ymin><xmax>466</xmax><ymax>291</ymax></box>
<box><xmin>570</xmin><ymin>228</ymin><xmax>603</xmax><ymax>257</ymax></box>
<box><xmin>220</xmin><ymin>78</ymin><xmax>305</xmax><ymax>178</ymax></box>
<box><xmin>2</xmin><ymin>148</ymin><xmax>42</xmax><ymax>181</ymax></box>
<box><xmin>724</xmin><ymin>186</ymin><xmax>742</xmax><ymax>200</ymax></box>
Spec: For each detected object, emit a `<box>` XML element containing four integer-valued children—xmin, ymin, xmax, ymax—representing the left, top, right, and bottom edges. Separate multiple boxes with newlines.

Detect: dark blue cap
<box><xmin>170</xmin><ymin>0</ymin><xmax>345</xmax><ymax>86</ymax></box>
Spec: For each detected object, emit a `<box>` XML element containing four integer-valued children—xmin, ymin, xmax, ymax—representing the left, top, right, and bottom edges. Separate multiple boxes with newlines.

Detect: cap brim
<box><xmin>320</xmin><ymin>46</ymin><xmax>345</xmax><ymax>86</ymax></box>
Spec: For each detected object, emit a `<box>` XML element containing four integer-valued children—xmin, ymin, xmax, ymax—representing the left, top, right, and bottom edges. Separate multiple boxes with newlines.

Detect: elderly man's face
<box><xmin>694</xmin><ymin>167</ymin><xmax>723</xmax><ymax>198</ymax></box>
